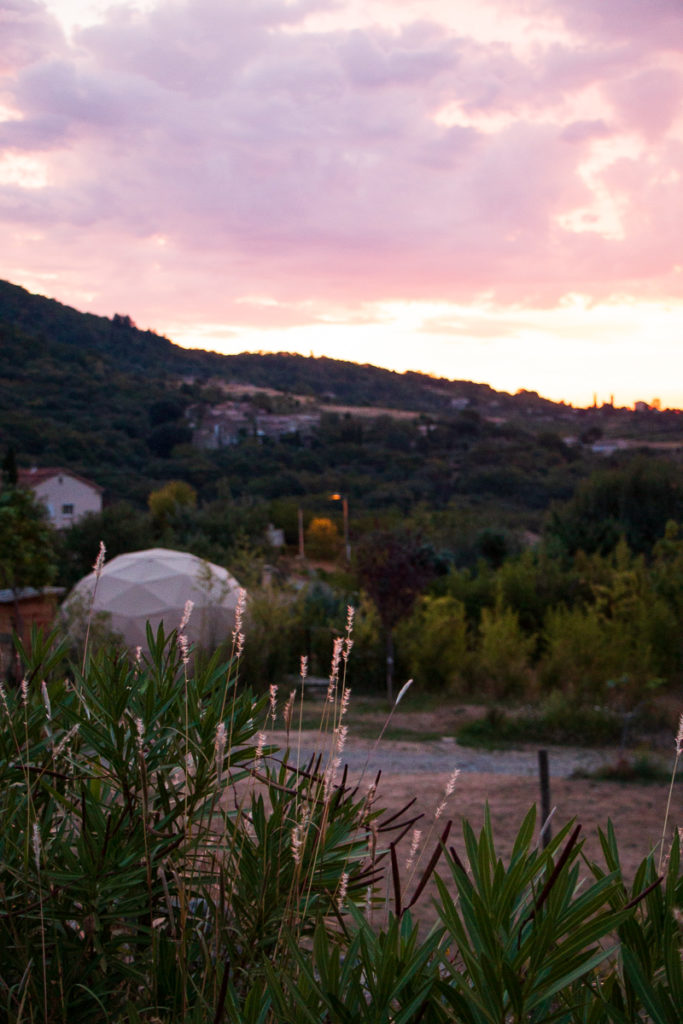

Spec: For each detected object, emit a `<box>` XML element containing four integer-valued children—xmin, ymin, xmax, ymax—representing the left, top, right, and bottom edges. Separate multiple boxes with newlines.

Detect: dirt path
<box><xmin>270</xmin><ymin>730</ymin><xmax>621</xmax><ymax>778</ymax></box>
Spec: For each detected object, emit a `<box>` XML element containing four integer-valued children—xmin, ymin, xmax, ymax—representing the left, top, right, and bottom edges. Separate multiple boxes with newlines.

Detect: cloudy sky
<box><xmin>2</xmin><ymin>0</ymin><xmax>683</xmax><ymax>408</ymax></box>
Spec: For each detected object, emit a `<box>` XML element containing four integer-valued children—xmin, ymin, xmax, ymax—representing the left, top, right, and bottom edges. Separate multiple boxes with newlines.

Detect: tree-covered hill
<box><xmin>0</xmin><ymin>277</ymin><xmax>548</xmax><ymax>412</ymax></box>
<box><xmin>0</xmin><ymin>279</ymin><xmax>220</xmax><ymax>377</ymax></box>
<box><xmin>2</xmin><ymin>278</ymin><xmax>681</xmax><ymax>526</ymax></box>
<box><xmin>0</xmin><ymin>278</ymin><xmax>556</xmax><ymax>498</ymax></box>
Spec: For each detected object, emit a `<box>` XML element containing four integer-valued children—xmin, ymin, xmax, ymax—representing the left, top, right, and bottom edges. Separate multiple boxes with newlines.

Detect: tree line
<box><xmin>4</xmin><ymin>454</ymin><xmax>681</xmax><ymax>727</ymax></box>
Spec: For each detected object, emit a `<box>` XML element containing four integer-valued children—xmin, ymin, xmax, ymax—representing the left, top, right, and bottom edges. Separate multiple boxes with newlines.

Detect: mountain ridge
<box><xmin>0</xmin><ymin>278</ymin><xmax>563</xmax><ymax>412</ymax></box>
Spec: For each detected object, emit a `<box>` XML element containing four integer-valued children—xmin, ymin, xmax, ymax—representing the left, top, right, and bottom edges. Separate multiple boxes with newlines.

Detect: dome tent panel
<box><xmin>63</xmin><ymin>548</ymin><xmax>244</xmax><ymax>656</ymax></box>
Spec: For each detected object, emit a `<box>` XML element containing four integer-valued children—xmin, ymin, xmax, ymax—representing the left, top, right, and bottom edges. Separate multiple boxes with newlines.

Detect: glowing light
<box><xmin>46</xmin><ymin>1</ymin><xmax>157</xmax><ymax>34</ymax></box>
<box><xmin>0</xmin><ymin>155</ymin><xmax>48</xmax><ymax>190</ymax></box>
<box><xmin>161</xmin><ymin>295</ymin><xmax>683</xmax><ymax>411</ymax></box>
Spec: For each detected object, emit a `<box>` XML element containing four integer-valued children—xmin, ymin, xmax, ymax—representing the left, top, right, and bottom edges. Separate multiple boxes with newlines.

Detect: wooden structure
<box><xmin>0</xmin><ymin>587</ymin><xmax>63</xmax><ymax>676</ymax></box>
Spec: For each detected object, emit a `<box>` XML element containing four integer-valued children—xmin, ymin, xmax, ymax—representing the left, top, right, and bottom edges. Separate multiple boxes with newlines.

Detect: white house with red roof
<box><xmin>18</xmin><ymin>467</ymin><xmax>103</xmax><ymax>529</ymax></box>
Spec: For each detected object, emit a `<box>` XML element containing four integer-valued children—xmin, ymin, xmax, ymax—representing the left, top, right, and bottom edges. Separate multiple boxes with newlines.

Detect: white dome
<box><xmin>64</xmin><ymin>548</ymin><xmax>243</xmax><ymax>653</ymax></box>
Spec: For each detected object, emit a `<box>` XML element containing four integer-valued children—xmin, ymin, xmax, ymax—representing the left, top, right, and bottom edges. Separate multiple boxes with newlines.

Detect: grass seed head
<box><xmin>394</xmin><ymin>678</ymin><xmax>413</xmax><ymax>707</ymax></box>
<box><xmin>254</xmin><ymin>731</ymin><xmax>266</xmax><ymax>772</ymax></box>
<box><xmin>32</xmin><ymin>823</ymin><xmax>41</xmax><ymax>870</ymax></box>
<box><xmin>291</xmin><ymin>822</ymin><xmax>304</xmax><ymax>864</ymax></box>
<box><xmin>178</xmin><ymin>633</ymin><xmax>190</xmax><ymax>666</ymax></box>
<box><xmin>329</xmin><ymin>636</ymin><xmax>343</xmax><ymax>687</ymax></box>
<box><xmin>435</xmin><ymin>768</ymin><xmax>460</xmax><ymax>819</ymax></box>
<box><xmin>232</xmin><ymin>588</ymin><xmax>246</xmax><ymax>642</ymax></box>
<box><xmin>41</xmin><ymin>681</ymin><xmax>51</xmax><ymax>720</ymax></box>
<box><xmin>336</xmin><ymin>872</ymin><xmax>349</xmax><ymax>905</ymax></box>
<box><xmin>92</xmin><ymin>540</ymin><xmax>106</xmax><ymax>578</ymax></box>
<box><xmin>283</xmin><ymin>689</ymin><xmax>296</xmax><ymax>735</ymax></box>
<box><xmin>406</xmin><ymin>828</ymin><xmax>422</xmax><ymax>871</ymax></box>
<box><xmin>179</xmin><ymin>599</ymin><xmax>194</xmax><ymax>633</ymax></box>
<box><xmin>215</xmin><ymin>722</ymin><xmax>227</xmax><ymax>783</ymax></box>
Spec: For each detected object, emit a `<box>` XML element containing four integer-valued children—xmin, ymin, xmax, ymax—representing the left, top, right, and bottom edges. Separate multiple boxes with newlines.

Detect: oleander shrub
<box><xmin>1</xmin><ymin>609</ymin><xmax>681</xmax><ymax>1023</ymax></box>
<box><xmin>0</xmin><ymin>609</ymin><xmax>408</xmax><ymax>1022</ymax></box>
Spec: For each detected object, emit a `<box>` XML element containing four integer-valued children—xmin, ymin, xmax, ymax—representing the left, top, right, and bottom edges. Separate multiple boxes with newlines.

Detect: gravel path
<box><xmin>268</xmin><ymin>731</ymin><xmax>617</xmax><ymax>780</ymax></box>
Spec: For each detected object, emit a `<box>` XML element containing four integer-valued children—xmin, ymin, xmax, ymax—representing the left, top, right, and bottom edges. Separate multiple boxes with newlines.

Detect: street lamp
<box><xmin>330</xmin><ymin>493</ymin><xmax>350</xmax><ymax>563</ymax></box>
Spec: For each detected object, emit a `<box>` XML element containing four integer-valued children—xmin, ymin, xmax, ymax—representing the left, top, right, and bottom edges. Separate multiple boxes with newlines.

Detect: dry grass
<box><xmin>372</xmin><ymin>768</ymin><xmax>676</xmax><ymax>930</ymax></box>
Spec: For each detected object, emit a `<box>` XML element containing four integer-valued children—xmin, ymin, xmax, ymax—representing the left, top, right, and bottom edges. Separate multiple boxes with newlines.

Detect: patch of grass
<box><xmin>291</xmin><ymin>701</ymin><xmax>444</xmax><ymax>742</ymax></box>
<box><xmin>457</xmin><ymin>701</ymin><xmax>624</xmax><ymax>748</ymax></box>
<box><xmin>576</xmin><ymin>753</ymin><xmax>681</xmax><ymax>784</ymax></box>
<box><xmin>350</xmin><ymin>722</ymin><xmax>444</xmax><ymax>742</ymax></box>
<box><xmin>455</xmin><ymin>708</ymin><xmax>520</xmax><ymax>749</ymax></box>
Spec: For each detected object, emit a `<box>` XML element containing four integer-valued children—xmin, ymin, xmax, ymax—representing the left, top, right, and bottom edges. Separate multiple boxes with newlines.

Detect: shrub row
<box><xmin>0</xmin><ymin>626</ymin><xmax>680</xmax><ymax>1022</ymax></box>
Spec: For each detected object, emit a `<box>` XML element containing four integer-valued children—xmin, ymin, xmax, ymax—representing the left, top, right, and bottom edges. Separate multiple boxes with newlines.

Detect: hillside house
<box><xmin>18</xmin><ymin>467</ymin><xmax>103</xmax><ymax>528</ymax></box>
<box><xmin>191</xmin><ymin>401</ymin><xmax>320</xmax><ymax>449</ymax></box>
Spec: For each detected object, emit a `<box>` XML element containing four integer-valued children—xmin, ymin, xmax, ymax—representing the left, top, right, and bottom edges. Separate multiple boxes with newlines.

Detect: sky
<box><xmin>2</xmin><ymin>0</ymin><xmax>683</xmax><ymax>410</ymax></box>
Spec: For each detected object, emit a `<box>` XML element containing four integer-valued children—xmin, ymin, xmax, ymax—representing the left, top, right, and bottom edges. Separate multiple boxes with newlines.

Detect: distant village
<box><xmin>187</xmin><ymin>382</ymin><xmax>681</xmax><ymax>454</ymax></box>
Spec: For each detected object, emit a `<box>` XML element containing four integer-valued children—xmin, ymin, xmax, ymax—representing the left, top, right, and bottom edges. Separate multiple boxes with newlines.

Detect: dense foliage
<box><xmin>3</xmin><ymin>277</ymin><xmax>681</xmax><ymax>526</ymax></box>
<box><xmin>0</xmin><ymin>624</ymin><xmax>681</xmax><ymax>1022</ymax></box>
<box><xmin>47</xmin><ymin>496</ymin><xmax>683</xmax><ymax>709</ymax></box>
<box><xmin>0</xmin><ymin>485</ymin><xmax>56</xmax><ymax>593</ymax></box>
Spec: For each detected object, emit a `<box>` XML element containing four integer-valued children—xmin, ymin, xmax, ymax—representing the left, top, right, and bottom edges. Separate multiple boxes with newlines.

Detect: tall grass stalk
<box><xmin>658</xmin><ymin>711</ymin><xmax>683</xmax><ymax>872</ymax></box>
<box><xmin>31</xmin><ymin>823</ymin><xmax>48</xmax><ymax>1024</ymax></box>
<box><xmin>80</xmin><ymin>540</ymin><xmax>105</xmax><ymax>673</ymax></box>
<box><xmin>401</xmin><ymin>766</ymin><xmax>460</xmax><ymax>901</ymax></box>
<box><xmin>356</xmin><ymin>676</ymin><xmax>413</xmax><ymax>791</ymax></box>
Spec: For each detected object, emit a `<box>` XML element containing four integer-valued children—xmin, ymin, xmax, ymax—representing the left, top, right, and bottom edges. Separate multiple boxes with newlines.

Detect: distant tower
<box><xmin>592</xmin><ymin>392</ymin><xmax>598</xmax><ymax>408</ymax></box>
<box><xmin>610</xmin><ymin>394</ymin><xmax>614</xmax><ymax>407</ymax></box>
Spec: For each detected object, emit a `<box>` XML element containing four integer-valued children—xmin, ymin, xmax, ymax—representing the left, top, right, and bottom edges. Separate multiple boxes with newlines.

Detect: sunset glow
<box><xmin>2</xmin><ymin>0</ymin><xmax>683</xmax><ymax>408</ymax></box>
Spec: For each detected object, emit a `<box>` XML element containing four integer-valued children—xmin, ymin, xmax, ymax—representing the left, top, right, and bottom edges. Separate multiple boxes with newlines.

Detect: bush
<box><xmin>1</xmin><ymin>621</ymin><xmax>681</xmax><ymax>1023</ymax></box>
<box><xmin>456</xmin><ymin>696</ymin><xmax>624</xmax><ymax>747</ymax></box>
<box><xmin>474</xmin><ymin>599</ymin><xmax>535</xmax><ymax>698</ymax></box>
<box><xmin>240</xmin><ymin>582</ymin><xmax>303</xmax><ymax>689</ymax></box>
<box><xmin>305</xmin><ymin>516</ymin><xmax>341</xmax><ymax>560</ymax></box>
<box><xmin>540</xmin><ymin>603</ymin><xmax>614</xmax><ymax>701</ymax></box>
<box><xmin>0</xmin><ymin>622</ymin><xmax>397</xmax><ymax>1021</ymax></box>
<box><xmin>399</xmin><ymin>595</ymin><xmax>469</xmax><ymax>694</ymax></box>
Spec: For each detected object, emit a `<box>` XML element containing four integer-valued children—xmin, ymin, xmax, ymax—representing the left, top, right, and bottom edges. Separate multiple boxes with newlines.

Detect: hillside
<box><xmin>0</xmin><ymin>277</ymin><xmax>554</xmax><ymax>412</ymax></box>
<box><xmin>2</xmin><ymin>279</ymin><xmax>681</xmax><ymax>520</ymax></box>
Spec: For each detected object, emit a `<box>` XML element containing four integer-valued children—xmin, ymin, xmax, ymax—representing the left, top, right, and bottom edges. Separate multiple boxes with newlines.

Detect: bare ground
<box><xmin>371</xmin><ymin>766</ymin><xmax>678</xmax><ymax>930</ymax></box>
<box><xmin>267</xmin><ymin>713</ymin><xmax>681</xmax><ymax>930</ymax></box>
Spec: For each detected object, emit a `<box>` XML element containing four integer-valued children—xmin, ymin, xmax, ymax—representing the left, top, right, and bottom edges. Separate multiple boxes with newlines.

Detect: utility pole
<box><xmin>331</xmin><ymin>494</ymin><xmax>350</xmax><ymax>563</ymax></box>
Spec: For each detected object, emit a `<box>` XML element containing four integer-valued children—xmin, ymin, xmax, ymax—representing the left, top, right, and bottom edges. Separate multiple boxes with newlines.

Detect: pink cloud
<box><xmin>537</xmin><ymin>0</ymin><xmax>683</xmax><ymax>50</ymax></box>
<box><xmin>0</xmin><ymin>0</ymin><xmax>681</xmax><ymax>335</ymax></box>
<box><xmin>606</xmin><ymin>67</ymin><xmax>683</xmax><ymax>141</ymax></box>
<box><xmin>0</xmin><ymin>0</ymin><xmax>66</xmax><ymax>75</ymax></box>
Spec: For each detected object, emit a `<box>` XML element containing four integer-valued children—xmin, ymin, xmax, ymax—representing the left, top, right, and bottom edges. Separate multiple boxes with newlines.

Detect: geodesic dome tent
<box><xmin>63</xmin><ymin>548</ymin><xmax>243</xmax><ymax>654</ymax></box>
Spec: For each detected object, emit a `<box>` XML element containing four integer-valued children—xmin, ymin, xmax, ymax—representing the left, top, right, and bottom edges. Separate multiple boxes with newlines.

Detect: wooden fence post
<box><xmin>538</xmin><ymin>749</ymin><xmax>552</xmax><ymax>848</ymax></box>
